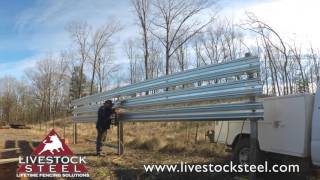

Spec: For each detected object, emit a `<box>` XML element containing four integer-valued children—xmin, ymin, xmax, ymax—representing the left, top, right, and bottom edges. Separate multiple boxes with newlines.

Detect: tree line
<box><xmin>0</xmin><ymin>0</ymin><xmax>319</xmax><ymax>125</ymax></box>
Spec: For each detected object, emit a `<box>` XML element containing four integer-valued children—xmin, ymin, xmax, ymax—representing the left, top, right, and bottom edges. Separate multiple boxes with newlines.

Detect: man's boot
<box><xmin>97</xmin><ymin>151</ymin><xmax>106</xmax><ymax>157</ymax></box>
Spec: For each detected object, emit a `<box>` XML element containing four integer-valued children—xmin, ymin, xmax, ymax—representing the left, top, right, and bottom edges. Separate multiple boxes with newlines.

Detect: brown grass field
<box><xmin>1</xmin><ymin>118</ymin><xmax>320</xmax><ymax>180</ymax></box>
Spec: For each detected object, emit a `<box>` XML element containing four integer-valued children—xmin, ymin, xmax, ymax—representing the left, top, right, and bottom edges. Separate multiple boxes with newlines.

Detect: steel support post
<box><xmin>247</xmin><ymin>53</ymin><xmax>258</xmax><ymax>180</ymax></box>
<box><xmin>73</xmin><ymin>123</ymin><xmax>77</xmax><ymax>144</ymax></box>
<box><xmin>117</xmin><ymin>122</ymin><xmax>124</xmax><ymax>155</ymax></box>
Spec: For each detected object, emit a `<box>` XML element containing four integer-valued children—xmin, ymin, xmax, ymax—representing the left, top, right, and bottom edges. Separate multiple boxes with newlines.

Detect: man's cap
<box><xmin>104</xmin><ymin>100</ymin><xmax>113</xmax><ymax>105</ymax></box>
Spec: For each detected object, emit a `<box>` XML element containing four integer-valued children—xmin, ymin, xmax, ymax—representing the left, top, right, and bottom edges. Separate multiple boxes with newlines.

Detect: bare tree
<box><xmin>0</xmin><ymin>76</ymin><xmax>18</xmax><ymax>124</ymax></box>
<box><xmin>148</xmin><ymin>40</ymin><xmax>163</xmax><ymax>79</ymax></box>
<box><xmin>309</xmin><ymin>44</ymin><xmax>320</xmax><ymax>85</ymax></box>
<box><xmin>125</xmin><ymin>39</ymin><xmax>141</xmax><ymax>84</ymax></box>
<box><xmin>244</xmin><ymin>13</ymin><xmax>290</xmax><ymax>95</ymax></box>
<box><xmin>89</xmin><ymin>22</ymin><xmax>121</xmax><ymax>94</ymax></box>
<box><xmin>26</xmin><ymin>55</ymin><xmax>69</xmax><ymax>129</ymax></box>
<box><xmin>150</xmin><ymin>0</ymin><xmax>215</xmax><ymax>75</ymax></box>
<box><xmin>289</xmin><ymin>42</ymin><xmax>307</xmax><ymax>92</ymax></box>
<box><xmin>132</xmin><ymin>0</ymin><xmax>151</xmax><ymax>82</ymax></box>
<box><xmin>194</xmin><ymin>18</ymin><xmax>249</xmax><ymax>66</ymax></box>
<box><xmin>96</xmin><ymin>46</ymin><xmax>120</xmax><ymax>92</ymax></box>
<box><xmin>66</xmin><ymin>21</ymin><xmax>91</xmax><ymax>98</ymax></box>
<box><xmin>175</xmin><ymin>41</ymin><xmax>189</xmax><ymax>71</ymax></box>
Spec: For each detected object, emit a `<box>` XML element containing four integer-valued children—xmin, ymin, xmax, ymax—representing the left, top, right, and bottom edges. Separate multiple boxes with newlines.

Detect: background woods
<box><xmin>0</xmin><ymin>0</ymin><xmax>319</xmax><ymax>125</ymax></box>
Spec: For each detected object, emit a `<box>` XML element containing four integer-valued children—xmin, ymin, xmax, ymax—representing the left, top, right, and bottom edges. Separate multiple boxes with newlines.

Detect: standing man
<box><xmin>96</xmin><ymin>100</ymin><xmax>113</xmax><ymax>156</ymax></box>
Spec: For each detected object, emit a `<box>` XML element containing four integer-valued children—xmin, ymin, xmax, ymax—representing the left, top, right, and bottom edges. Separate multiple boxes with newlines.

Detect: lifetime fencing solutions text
<box><xmin>143</xmin><ymin>161</ymin><xmax>300</xmax><ymax>173</ymax></box>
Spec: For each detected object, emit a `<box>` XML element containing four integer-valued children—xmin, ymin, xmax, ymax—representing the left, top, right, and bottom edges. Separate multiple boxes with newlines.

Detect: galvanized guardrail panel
<box><xmin>125</xmin><ymin>102</ymin><xmax>264</xmax><ymax>115</ymax></box>
<box><xmin>73</xmin><ymin>102</ymin><xmax>264</xmax><ymax>122</ymax></box>
<box><xmin>71</xmin><ymin>56</ymin><xmax>260</xmax><ymax>106</ymax></box>
<box><xmin>73</xmin><ymin>111</ymin><xmax>263</xmax><ymax>122</ymax></box>
<box><xmin>120</xmin><ymin>112</ymin><xmax>264</xmax><ymax>122</ymax></box>
<box><xmin>73</xmin><ymin>78</ymin><xmax>261</xmax><ymax>113</ymax></box>
<box><xmin>121</xmin><ymin>79</ymin><xmax>261</xmax><ymax>107</ymax></box>
<box><xmin>72</xmin><ymin>56</ymin><xmax>263</xmax><ymax>123</ymax></box>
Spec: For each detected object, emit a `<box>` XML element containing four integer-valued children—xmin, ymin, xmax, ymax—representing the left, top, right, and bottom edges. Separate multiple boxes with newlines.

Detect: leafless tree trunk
<box><xmin>67</xmin><ymin>22</ymin><xmax>91</xmax><ymax>98</ymax></box>
<box><xmin>25</xmin><ymin>55</ymin><xmax>70</xmax><ymax>127</ymax></box>
<box><xmin>132</xmin><ymin>0</ymin><xmax>150</xmax><ymax>82</ymax></box>
<box><xmin>310</xmin><ymin>44</ymin><xmax>320</xmax><ymax>83</ymax></box>
<box><xmin>89</xmin><ymin>22</ymin><xmax>121</xmax><ymax>94</ymax></box>
<box><xmin>150</xmin><ymin>0</ymin><xmax>216</xmax><ymax>75</ymax></box>
<box><xmin>289</xmin><ymin>43</ymin><xmax>307</xmax><ymax>92</ymax></box>
<box><xmin>124</xmin><ymin>39</ymin><xmax>143</xmax><ymax>84</ymax></box>
<box><xmin>244</xmin><ymin>13</ymin><xmax>291</xmax><ymax>95</ymax></box>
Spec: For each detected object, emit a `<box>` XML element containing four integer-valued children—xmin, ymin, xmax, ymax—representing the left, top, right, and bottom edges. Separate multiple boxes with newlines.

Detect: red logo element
<box><xmin>33</xmin><ymin>129</ymin><xmax>73</xmax><ymax>156</ymax></box>
<box><xmin>17</xmin><ymin>129</ymin><xmax>88</xmax><ymax>174</ymax></box>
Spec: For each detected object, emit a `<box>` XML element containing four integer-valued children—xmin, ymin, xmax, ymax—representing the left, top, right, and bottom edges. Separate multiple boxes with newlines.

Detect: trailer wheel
<box><xmin>233</xmin><ymin>137</ymin><xmax>263</xmax><ymax>165</ymax></box>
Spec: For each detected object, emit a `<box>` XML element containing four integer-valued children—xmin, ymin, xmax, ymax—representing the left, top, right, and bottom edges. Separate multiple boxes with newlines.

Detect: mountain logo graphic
<box><xmin>17</xmin><ymin>129</ymin><xmax>89</xmax><ymax>177</ymax></box>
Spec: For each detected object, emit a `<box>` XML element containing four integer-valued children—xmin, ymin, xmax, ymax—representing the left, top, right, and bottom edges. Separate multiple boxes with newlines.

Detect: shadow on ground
<box><xmin>0</xmin><ymin>140</ymin><xmax>52</xmax><ymax>180</ymax></box>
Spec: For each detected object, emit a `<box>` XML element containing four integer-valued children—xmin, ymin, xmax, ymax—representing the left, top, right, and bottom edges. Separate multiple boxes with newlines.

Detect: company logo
<box><xmin>38</xmin><ymin>134</ymin><xmax>64</xmax><ymax>155</ymax></box>
<box><xmin>17</xmin><ymin>129</ymin><xmax>89</xmax><ymax>178</ymax></box>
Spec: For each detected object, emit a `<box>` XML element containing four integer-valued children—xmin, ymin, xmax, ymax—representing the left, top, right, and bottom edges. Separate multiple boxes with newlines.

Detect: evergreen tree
<box><xmin>69</xmin><ymin>66</ymin><xmax>88</xmax><ymax>100</ymax></box>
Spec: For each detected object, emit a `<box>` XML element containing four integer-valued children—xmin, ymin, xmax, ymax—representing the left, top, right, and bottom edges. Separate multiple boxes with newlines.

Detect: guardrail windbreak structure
<box><xmin>71</xmin><ymin>54</ymin><xmax>263</xmax><ymax>176</ymax></box>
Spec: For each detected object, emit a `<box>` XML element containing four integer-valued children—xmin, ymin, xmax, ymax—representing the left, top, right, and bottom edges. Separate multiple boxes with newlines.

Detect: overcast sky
<box><xmin>0</xmin><ymin>0</ymin><xmax>319</xmax><ymax>79</ymax></box>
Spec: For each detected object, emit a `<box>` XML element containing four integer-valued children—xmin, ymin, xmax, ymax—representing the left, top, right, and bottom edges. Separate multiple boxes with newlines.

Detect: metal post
<box><xmin>117</xmin><ymin>122</ymin><xmax>124</xmax><ymax>155</ymax></box>
<box><xmin>72</xmin><ymin>105</ymin><xmax>78</xmax><ymax>144</ymax></box>
<box><xmin>249</xmin><ymin>119</ymin><xmax>258</xmax><ymax>180</ymax></box>
<box><xmin>63</xmin><ymin>109</ymin><xmax>66</xmax><ymax>140</ymax></box>
<box><xmin>246</xmin><ymin>53</ymin><xmax>258</xmax><ymax>180</ymax></box>
<box><xmin>73</xmin><ymin>123</ymin><xmax>77</xmax><ymax>144</ymax></box>
<box><xmin>63</xmin><ymin>117</ymin><xmax>66</xmax><ymax>140</ymax></box>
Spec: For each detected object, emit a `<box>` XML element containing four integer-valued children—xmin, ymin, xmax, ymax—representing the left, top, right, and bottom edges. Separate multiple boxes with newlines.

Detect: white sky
<box><xmin>225</xmin><ymin>0</ymin><xmax>320</xmax><ymax>47</ymax></box>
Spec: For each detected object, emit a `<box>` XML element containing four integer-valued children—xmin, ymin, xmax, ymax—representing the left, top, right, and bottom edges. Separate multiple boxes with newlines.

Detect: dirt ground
<box><xmin>0</xmin><ymin>122</ymin><xmax>320</xmax><ymax>180</ymax></box>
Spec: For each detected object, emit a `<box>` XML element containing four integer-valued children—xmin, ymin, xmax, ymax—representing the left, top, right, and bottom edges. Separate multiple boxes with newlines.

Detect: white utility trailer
<box><xmin>214</xmin><ymin>84</ymin><xmax>320</xmax><ymax>166</ymax></box>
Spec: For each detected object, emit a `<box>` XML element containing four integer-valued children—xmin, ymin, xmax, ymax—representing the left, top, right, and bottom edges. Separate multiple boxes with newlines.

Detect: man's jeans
<box><xmin>96</xmin><ymin>128</ymin><xmax>107</xmax><ymax>154</ymax></box>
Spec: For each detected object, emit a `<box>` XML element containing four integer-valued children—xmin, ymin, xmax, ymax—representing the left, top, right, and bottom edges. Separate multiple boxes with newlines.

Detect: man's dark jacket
<box><xmin>96</xmin><ymin>106</ymin><xmax>112</xmax><ymax>130</ymax></box>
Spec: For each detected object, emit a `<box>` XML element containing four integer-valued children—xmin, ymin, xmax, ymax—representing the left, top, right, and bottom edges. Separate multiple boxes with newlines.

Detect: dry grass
<box><xmin>3</xmin><ymin>118</ymin><xmax>319</xmax><ymax>179</ymax></box>
<box><xmin>29</xmin><ymin>117</ymin><xmax>228</xmax><ymax>158</ymax></box>
<box><xmin>23</xmin><ymin>117</ymin><xmax>232</xmax><ymax>179</ymax></box>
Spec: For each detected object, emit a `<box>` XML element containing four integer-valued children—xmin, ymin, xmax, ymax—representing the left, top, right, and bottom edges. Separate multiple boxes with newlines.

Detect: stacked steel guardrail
<box><xmin>71</xmin><ymin>56</ymin><xmax>263</xmax><ymax>122</ymax></box>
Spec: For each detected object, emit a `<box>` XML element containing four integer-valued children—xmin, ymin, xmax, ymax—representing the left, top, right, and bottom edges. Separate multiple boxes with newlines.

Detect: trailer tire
<box><xmin>232</xmin><ymin>137</ymin><xmax>264</xmax><ymax>165</ymax></box>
